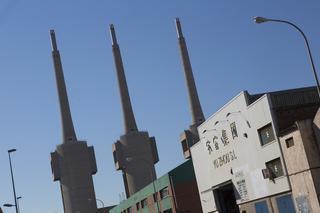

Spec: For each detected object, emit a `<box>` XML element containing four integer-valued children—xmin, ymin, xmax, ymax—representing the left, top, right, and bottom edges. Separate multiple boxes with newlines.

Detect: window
<box><xmin>230</xmin><ymin>122</ymin><xmax>238</xmax><ymax>139</ymax></box>
<box><xmin>112</xmin><ymin>150</ymin><xmax>117</xmax><ymax>164</ymax></box>
<box><xmin>258</xmin><ymin>123</ymin><xmax>275</xmax><ymax>145</ymax></box>
<box><xmin>153</xmin><ymin>193</ymin><xmax>158</xmax><ymax>202</ymax></box>
<box><xmin>181</xmin><ymin>139</ymin><xmax>188</xmax><ymax>152</ymax></box>
<box><xmin>141</xmin><ymin>198</ymin><xmax>148</xmax><ymax>208</ymax></box>
<box><xmin>136</xmin><ymin>202</ymin><xmax>140</xmax><ymax>210</ymax></box>
<box><xmin>126</xmin><ymin>207</ymin><xmax>132</xmax><ymax>213</ymax></box>
<box><xmin>285</xmin><ymin>137</ymin><xmax>294</xmax><ymax>148</ymax></box>
<box><xmin>159</xmin><ymin>187</ymin><xmax>169</xmax><ymax>199</ymax></box>
<box><xmin>266</xmin><ymin>158</ymin><xmax>284</xmax><ymax>178</ymax></box>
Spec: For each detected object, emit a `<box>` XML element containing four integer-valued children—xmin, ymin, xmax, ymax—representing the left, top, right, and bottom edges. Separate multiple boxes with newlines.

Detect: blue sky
<box><xmin>0</xmin><ymin>0</ymin><xmax>319</xmax><ymax>212</ymax></box>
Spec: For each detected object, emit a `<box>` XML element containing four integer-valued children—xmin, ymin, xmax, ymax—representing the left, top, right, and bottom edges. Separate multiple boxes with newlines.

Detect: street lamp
<box><xmin>125</xmin><ymin>157</ymin><xmax>160</xmax><ymax>212</ymax></box>
<box><xmin>3</xmin><ymin>204</ymin><xmax>15</xmax><ymax>207</ymax></box>
<box><xmin>253</xmin><ymin>16</ymin><xmax>320</xmax><ymax>99</ymax></box>
<box><xmin>7</xmin><ymin>149</ymin><xmax>19</xmax><ymax>213</ymax></box>
<box><xmin>3</xmin><ymin>202</ymin><xmax>19</xmax><ymax>213</ymax></box>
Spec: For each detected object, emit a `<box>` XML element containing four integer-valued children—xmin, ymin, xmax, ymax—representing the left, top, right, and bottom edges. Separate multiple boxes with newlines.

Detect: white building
<box><xmin>191</xmin><ymin>87</ymin><xmax>319</xmax><ymax>213</ymax></box>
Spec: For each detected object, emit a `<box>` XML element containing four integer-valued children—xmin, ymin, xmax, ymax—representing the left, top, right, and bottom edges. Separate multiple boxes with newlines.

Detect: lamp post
<box><xmin>253</xmin><ymin>16</ymin><xmax>320</xmax><ymax>99</ymax></box>
<box><xmin>125</xmin><ymin>157</ymin><xmax>160</xmax><ymax>213</ymax></box>
<box><xmin>4</xmin><ymin>196</ymin><xmax>21</xmax><ymax>213</ymax></box>
<box><xmin>7</xmin><ymin>149</ymin><xmax>19</xmax><ymax>213</ymax></box>
<box><xmin>17</xmin><ymin>196</ymin><xmax>22</xmax><ymax>213</ymax></box>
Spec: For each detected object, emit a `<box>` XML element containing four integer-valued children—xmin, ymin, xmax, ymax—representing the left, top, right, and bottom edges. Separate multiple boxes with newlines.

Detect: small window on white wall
<box><xmin>266</xmin><ymin>158</ymin><xmax>284</xmax><ymax>178</ymax></box>
<box><xmin>258</xmin><ymin>123</ymin><xmax>275</xmax><ymax>146</ymax></box>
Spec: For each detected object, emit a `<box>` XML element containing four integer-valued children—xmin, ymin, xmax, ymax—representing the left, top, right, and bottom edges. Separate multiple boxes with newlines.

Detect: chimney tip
<box><xmin>49</xmin><ymin>29</ymin><xmax>58</xmax><ymax>51</ymax></box>
<box><xmin>175</xmin><ymin>17</ymin><xmax>183</xmax><ymax>38</ymax></box>
<box><xmin>109</xmin><ymin>24</ymin><xmax>118</xmax><ymax>45</ymax></box>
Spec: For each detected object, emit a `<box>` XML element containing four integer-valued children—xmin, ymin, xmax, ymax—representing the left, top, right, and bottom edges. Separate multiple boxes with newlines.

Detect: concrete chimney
<box><xmin>50</xmin><ymin>30</ymin><xmax>77</xmax><ymax>143</ymax></box>
<box><xmin>49</xmin><ymin>30</ymin><xmax>98</xmax><ymax>213</ymax></box>
<box><xmin>109</xmin><ymin>25</ymin><xmax>159</xmax><ymax>197</ymax></box>
<box><xmin>109</xmin><ymin>24</ymin><xmax>138</xmax><ymax>134</ymax></box>
<box><xmin>175</xmin><ymin>18</ymin><xmax>205</xmax><ymax>159</ymax></box>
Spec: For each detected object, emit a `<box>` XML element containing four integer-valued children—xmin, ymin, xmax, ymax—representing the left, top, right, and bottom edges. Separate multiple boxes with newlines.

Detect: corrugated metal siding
<box><xmin>270</xmin><ymin>88</ymin><xmax>319</xmax><ymax>109</ymax></box>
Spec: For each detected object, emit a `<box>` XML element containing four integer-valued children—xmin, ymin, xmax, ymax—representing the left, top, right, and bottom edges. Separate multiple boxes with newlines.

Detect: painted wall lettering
<box><xmin>213</xmin><ymin>150</ymin><xmax>238</xmax><ymax>169</ymax></box>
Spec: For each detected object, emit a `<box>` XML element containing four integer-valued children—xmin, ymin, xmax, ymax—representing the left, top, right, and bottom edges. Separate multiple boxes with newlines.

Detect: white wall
<box><xmin>191</xmin><ymin>92</ymin><xmax>290</xmax><ymax>212</ymax></box>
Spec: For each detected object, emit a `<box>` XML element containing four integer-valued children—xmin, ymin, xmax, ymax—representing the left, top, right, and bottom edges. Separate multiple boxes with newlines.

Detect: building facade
<box><xmin>110</xmin><ymin>159</ymin><xmax>202</xmax><ymax>213</ymax></box>
<box><xmin>191</xmin><ymin>87</ymin><xmax>319</xmax><ymax>213</ymax></box>
<box><xmin>277</xmin><ymin>114</ymin><xmax>320</xmax><ymax>212</ymax></box>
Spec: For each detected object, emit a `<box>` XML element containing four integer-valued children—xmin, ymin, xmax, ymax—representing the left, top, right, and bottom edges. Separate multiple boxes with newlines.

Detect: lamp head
<box><xmin>253</xmin><ymin>16</ymin><xmax>270</xmax><ymax>24</ymax></box>
<box><xmin>8</xmin><ymin>149</ymin><xmax>17</xmax><ymax>153</ymax></box>
<box><xmin>3</xmin><ymin>204</ymin><xmax>15</xmax><ymax>207</ymax></box>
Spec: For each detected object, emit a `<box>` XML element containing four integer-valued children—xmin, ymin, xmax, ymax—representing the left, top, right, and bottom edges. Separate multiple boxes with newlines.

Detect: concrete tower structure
<box><xmin>109</xmin><ymin>24</ymin><xmax>159</xmax><ymax>198</ymax></box>
<box><xmin>175</xmin><ymin>18</ymin><xmax>205</xmax><ymax>159</ymax></box>
<box><xmin>49</xmin><ymin>30</ymin><xmax>98</xmax><ymax>213</ymax></box>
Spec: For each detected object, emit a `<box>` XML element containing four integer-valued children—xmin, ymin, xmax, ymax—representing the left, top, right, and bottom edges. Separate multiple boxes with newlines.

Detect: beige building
<box><xmin>191</xmin><ymin>87</ymin><xmax>320</xmax><ymax>213</ymax></box>
<box><xmin>278</xmin><ymin>110</ymin><xmax>320</xmax><ymax>212</ymax></box>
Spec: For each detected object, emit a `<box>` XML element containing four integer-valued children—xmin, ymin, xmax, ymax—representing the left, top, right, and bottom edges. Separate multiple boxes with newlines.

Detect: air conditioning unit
<box><xmin>262</xmin><ymin>168</ymin><xmax>271</xmax><ymax>179</ymax></box>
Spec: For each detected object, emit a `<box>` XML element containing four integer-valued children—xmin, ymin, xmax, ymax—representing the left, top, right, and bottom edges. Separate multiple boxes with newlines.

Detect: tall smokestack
<box><xmin>175</xmin><ymin>18</ymin><xmax>205</xmax><ymax>126</ymax></box>
<box><xmin>110</xmin><ymin>24</ymin><xmax>138</xmax><ymax>134</ymax></box>
<box><xmin>175</xmin><ymin>18</ymin><xmax>205</xmax><ymax>159</ymax></box>
<box><xmin>50</xmin><ymin>30</ymin><xmax>77</xmax><ymax>143</ymax></box>
<box><xmin>109</xmin><ymin>25</ymin><xmax>159</xmax><ymax>198</ymax></box>
<box><xmin>50</xmin><ymin>30</ymin><xmax>98</xmax><ymax>213</ymax></box>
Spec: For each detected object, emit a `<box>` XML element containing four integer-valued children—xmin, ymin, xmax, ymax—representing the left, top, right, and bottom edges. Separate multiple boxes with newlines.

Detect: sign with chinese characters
<box><xmin>234</xmin><ymin>171</ymin><xmax>249</xmax><ymax>202</ymax></box>
<box><xmin>203</xmin><ymin>121</ymin><xmax>243</xmax><ymax>171</ymax></box>
<box><xmin>205</xmin><ymin>122</ymin><xmax>239</xmax><ymax>156</ymax></box>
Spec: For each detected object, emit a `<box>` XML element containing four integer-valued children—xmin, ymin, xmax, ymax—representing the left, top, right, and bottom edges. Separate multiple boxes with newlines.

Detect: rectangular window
<box><xmin>258</xmin><ymin>123</ymin><xmax>275</xmax><ymax>146</ymax></box>
<box><xmin>141</xmin><ymin>198</ymin><xmax>148</xmax><ymax>208</ymax></box>
<box><xmin>181</xmin><ymin>139</ymin><xmax>188</xmax><ymax>152</ymax></box>
<box><xmin>160</xmin><ymin>187</ymin><xmax>169</xmax><ymax>199</ymax></box>
<box><xmin>285</xmin><ymin>137</ymin><xmax>294</xmax><ymax>148</ymax></box>
<box><xmin>153</xmin><ymin>193</ymin><xmax>158</xmax><ymax>202</ymax></box>
<box><xmin>230</xmin><ymin>122</ymin><xmax>238</xmax><ymax>139</ymax></box>
<box><xmin>113</xmin><ymin>150</ymin><xmax>117</xmax><ymax>164</ymax></box>
<box><xmin>136</xmin><ymin>202</ymin><xmax>140</xmax><ymax>210</ymax></box>
<box><xmin>266</xmin><ymin>158</ymin><xmax>284</xmax><ymax>178</ymax></box>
